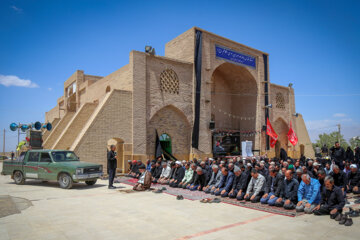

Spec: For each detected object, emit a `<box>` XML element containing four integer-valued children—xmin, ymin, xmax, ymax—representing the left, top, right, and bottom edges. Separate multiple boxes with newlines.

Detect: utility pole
<box><xmin>336</xmin><ymin>124</ymin><xmax>341</xmax><ymax>144</ymax></box>
<box><xmin>2</xmin><ymin>129</ymin><xmax>5</xmax><ymax>157</ymax></box>
<box><xmin>17</xmin><ymin>123</ymin><xmax>20</xmax><ymax>157</ymax></box>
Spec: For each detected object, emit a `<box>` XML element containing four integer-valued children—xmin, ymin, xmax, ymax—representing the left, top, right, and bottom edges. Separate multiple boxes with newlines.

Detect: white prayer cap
<box><xmin>175</xmin><ymin>160</ymin><xmax>182</xmax><ymax>165</ymax></box>
<box><xmin>350</xmin><ymin>164</ymin><xmax>357</xmax><ymax>169</ymax></box>
<box><xmin>247</xmin><ymin>163</ymin><xmax>252</xmax><ymax>167</ymax></box>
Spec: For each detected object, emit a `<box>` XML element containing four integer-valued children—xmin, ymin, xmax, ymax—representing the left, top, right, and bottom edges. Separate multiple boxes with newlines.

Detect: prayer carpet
<box><xmin>116</xmin><ymin>177</ymin><xmax>303</xmax><ymax>217</ymax></box>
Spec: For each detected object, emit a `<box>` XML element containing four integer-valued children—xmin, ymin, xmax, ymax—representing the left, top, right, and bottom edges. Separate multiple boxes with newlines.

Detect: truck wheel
<box><xmin>13</xmin><ymin>171</ymin><xmax>25</xmax><ymax>185</ymax></box>
<box><xmin>85</xmin><ymin>180</ymin><xmax>97</xmax><ymax>186</ymax></box>
<box><xmin>58</xmin><ymin>173</ymin><xmax>73</xmax><ymax>189</ymax></box>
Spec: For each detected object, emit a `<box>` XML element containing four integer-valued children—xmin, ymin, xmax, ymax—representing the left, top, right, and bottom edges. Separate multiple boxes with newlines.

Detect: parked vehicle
<box><xmin>1</xmin><ymin>150</ymin><xmax>103</xmax><ymax>189</ymax></box>
<box><xmin>0</xmin><ymin>155</ymin><xmax>9</xmax><ymax>160</ymax></box>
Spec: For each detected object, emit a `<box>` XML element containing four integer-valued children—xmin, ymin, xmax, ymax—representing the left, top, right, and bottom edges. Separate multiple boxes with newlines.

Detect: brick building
<box><xmin>44</xmin><ymin>27</ymin><xmax>314</xmax><ymax>172</ymax></box>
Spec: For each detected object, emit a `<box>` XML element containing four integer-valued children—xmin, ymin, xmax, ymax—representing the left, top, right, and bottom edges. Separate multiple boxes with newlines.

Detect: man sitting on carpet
<box><xmin>275</xmin><ymin>170</ymin><xmax>299</xmax><ymax>209</ymax></box>
<box><xmin>151</xmin><ymin>161</ymin><xmax>163</xmax><ymax>183</ymax></box>
<box><xmin>214</xmin><ymin>164</ymin><xmax>235</xmax><ymax>197</ymax></box>
<box><xmin>330</xmin><ymin>165</ymin><xmax>347</xmax><ymax>195</ymax></box>
<box><xmin>214</xmin><ymin>166</ymin><xmax>235</xmax><ymax>197</ymax></box>
<box><xmin>189</xmin><ymin>167</ymin><xmax>207</xmax><ymax>191</ymax></box>
<box><xmin>347</xmin><ymin>164</ymin><xmax>360</xmax><ymax>194</ymax></box>
<box><xmin>260</xmin><ymin>168</ymin><xmax>283</xmax><ymax>205</ymax></box>
<box><xmin>203</xmin><ymin>164</ymin><xmax>222</xmax><ymax>194</ymax></box>
<box><xmin>244</xmin><ymin>169</ymin><xmax>266</xmax><ymax>203</ymax></box>
<box><xmin>296</xmin><ymin>174</ymin><xmax>321</xmax><ymax>214</ymax></box>
<box><xmin>313</xmin><ymin>176</ymin><xmax>345</xmax><ymax>217</ymax></box>
<box><xmin>169</xmin><ymin>161</ymin><xmax>185</xmax><ymax>188</ymax></box>
<box><xmin>158</xmin><ymin>161</ymin><xmax>171</xmax><ymax>184</ymax></box>
<box><xmin>133</xmin><ymin>165</ymin><xmax>152</xmax><ymax>191</ymax></box>
<box><xmin>228</xmin><ymin>166</ymin><xmax>242</xmax><ymax>198</ymax></box>
<box><xmin>128</xmin><ymin>160</ymin><xmax>138</xmax><ymax>178</ymax></box>
<box><xmin>178</xmin><ymin>163</ymin><xmax>194</xmax><ymax>188</ymax></box>
<box><xmin>235</xmin><ymin>165</ymin><xmax>252</xmax><ymax>200</ymax></box>
<box><xmin>184</xmin><ymin>163</ymin><xmax>198</xmax><ymax>189</ymax></box>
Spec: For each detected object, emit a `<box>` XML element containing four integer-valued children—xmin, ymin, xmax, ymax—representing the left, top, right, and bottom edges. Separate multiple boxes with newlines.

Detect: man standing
<box><xmin>313</xmin><ymin>176</ymin><xmax>345</xmax><ymax>217</ymax></box>
<box><xmin>107</xmin><ymin>145</ymin><xmax>117</xmax><ymax>189</ymax></box>
<box><xmin>11</xmin><ymin>151</ymin><xmax>14</xmax><ymax>160</ymax></box>
<box><xmin>296</xmin><ymin>174</ymin><xmax>321</xmax><ymax>213</ymax></box>
<box><xmin>330</xmin><ymin>142</ymin><xmax>345</xmax><ymax>170</ymax></box>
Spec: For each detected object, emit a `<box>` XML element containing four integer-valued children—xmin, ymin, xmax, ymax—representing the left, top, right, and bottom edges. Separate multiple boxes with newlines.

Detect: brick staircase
<box><xmin>43</xmin><ymin>112</ymin><xmax>75</xmax><ymax>149</ymax></box>
<box><xmin>42</xmin><ymin>118</ymin><xmax>60</xmax><ymax>142</ymax></box>
<box><xmin>52</xmin><ymin>103</ymin><xmax>98</xmax><ymax>150</ymax></box>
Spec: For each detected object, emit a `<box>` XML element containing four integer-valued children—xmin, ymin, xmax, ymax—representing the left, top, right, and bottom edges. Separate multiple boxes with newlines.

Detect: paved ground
<box><xmin>0</xmin><ymin>163</ymin><xmax>359</xmax><ymax>240</ymax></box>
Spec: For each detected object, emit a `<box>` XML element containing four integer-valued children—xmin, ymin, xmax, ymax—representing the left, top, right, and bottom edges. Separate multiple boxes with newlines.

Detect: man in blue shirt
<box><xmin>296</xmin><ymin>173</ymin><xmax>321</xmax><ymax>214</ymax></box>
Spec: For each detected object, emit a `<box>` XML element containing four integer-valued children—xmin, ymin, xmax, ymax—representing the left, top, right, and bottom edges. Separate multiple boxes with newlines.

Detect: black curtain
<box><xmin>263</xmin><ymin>54</ymin><xmax>270</xmax><ymax>150</ymax></box>
<box><xmin>155</xmin><ymin>130</ymin><xmax>163</xmax><ymax>159</ymax></box>
<box><xmin>192</xmin><ymin>30</ymin><xmax>202</xmax><ymax>149</ymax></box>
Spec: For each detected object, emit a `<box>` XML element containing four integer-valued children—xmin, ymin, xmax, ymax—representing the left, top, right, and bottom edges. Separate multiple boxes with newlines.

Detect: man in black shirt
<box><xmin>313</xmin><ymin>176</ymin><xmax>345</xmax><ymax>217</ymax></box>
<box><xmin>275</xmin><ymin>170</ymin><xmax>299</xmax><ymax>209</ymax></box>
<box><xmin>107</xmin><ymin>145</ymin><xmax>117</xmax><ymax>189</ymax></box>
<box><xmin>330</xmin><ymin>165</ymin><xmax>347</xmax><ymax>194</ymax></box>
<box><xmin>347</xmin><ymin>164</ymin><xmax>360</xmax><ymax>194</ymax></box>
<box><xmin>330</xmin><ymin>142</ymin><xmax>345</xmax><ymax>170</ymax></box>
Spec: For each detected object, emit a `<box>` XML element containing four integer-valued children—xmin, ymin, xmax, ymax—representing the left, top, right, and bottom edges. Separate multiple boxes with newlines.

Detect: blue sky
<box><xmin>0</xmin><ymin>0</ymin><xmax>359</xmax><ymax>151</ymax></box>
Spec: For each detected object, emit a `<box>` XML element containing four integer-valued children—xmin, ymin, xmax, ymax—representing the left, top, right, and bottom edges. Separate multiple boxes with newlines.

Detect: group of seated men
<box><xmin>126</xmin><ymin>151</ymin><xmax>360</xmax><ymax>217</ymax></box>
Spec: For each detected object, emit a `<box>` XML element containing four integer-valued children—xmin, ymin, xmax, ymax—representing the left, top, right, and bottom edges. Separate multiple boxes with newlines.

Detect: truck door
<box><xmin>38</xmin><ymin>152</ymin><xmax>55</xmax><ymax>180</ymax></box>
<box><xmin>25</xmin><ymin>151</ymin><xmax>40</xmax><ymax>179</ymax></box>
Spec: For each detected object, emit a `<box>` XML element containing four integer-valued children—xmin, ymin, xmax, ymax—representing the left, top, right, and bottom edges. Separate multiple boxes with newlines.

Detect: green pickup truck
<box><xmin>1</xmin><ymin>149</ymin><xmax>103</xmax><ymax>189</ymax></box>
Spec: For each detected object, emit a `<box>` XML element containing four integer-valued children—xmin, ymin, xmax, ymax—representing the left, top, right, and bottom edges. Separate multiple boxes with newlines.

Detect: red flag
<box><xmin>266</xmin><ymin>118</ymin><xmax>278</xmax><ymax>141</ymax></box>
<box><xmin>270</xmin><ymin>137</ymin><xmax>277</xmax><ymax>148</ymax></box>
<box><xmin>287</xmin><ymin>121</ymin><xmax>298</xmax><ymax>146</ymax></box>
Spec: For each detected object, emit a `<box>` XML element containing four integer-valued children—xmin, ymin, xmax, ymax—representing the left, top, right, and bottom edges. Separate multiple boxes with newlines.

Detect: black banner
<box><xmin>192</xmin><ymin>30</ymin><xmax>202</xmax><ymax>149</ymax></box>
<box><xmin>263</xmin><ymin>54</ymin><xmax>270</xmax><ymax>150</ymax></box>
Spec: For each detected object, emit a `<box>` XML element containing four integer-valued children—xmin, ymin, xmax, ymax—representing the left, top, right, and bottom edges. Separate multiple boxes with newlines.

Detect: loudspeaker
<box><xmin>209</xmin><ymin>121</ymin><xmax>215</xmax><ymax>130</ymax></box>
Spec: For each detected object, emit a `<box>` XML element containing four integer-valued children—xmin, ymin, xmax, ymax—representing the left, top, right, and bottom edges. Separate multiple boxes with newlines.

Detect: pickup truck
<box><xmin>1</xmin><ymin>149</ymin><xmax>103</xmax><ymax>189</ymax></box>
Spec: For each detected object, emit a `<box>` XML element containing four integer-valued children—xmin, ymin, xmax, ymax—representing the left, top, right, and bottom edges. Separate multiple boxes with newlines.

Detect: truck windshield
<box><xmin>51</xmin><ymin>151</ymin><xmax>79</xmax><ymax>162</ymax></box>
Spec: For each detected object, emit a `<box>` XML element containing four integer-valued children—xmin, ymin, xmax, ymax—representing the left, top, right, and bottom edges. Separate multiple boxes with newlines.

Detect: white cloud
<box><xmin>10</xmin><ymin>5</ymin><xmax>23</xmax><ymax>13</ymax></box>
<box><xmin>48</xmin><ymin>87</ymin><xmax>52</xmax><ymax>91</ymax></box>
<box><xmin>0</xmin><ymin>74</ymin><xmax>39</xmax><ymax>88</ymax></box>
<box><xmin>333</xmin><ymin>113</ymin><xmax>346</xmax><ymax>117</ymax></box>
<box><xmin>305</xmin><ymin>117</ymin><xmax>359</xmax><ymax>142</ymax></box>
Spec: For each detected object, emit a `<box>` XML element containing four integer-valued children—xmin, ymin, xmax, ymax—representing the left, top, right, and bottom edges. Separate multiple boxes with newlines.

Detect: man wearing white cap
<box><xmin>347</xmin><ymin>164</ymin><xmax>360</xmax><ymax>194</ymax></box>
<box><xmin>169</xmin><ymin>161</ymin><xmax>185</xmax><ymax>188</ymax></box>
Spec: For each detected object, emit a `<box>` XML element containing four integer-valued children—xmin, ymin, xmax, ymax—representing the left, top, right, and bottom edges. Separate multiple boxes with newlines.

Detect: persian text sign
<box><xmin>215</xmin><ymin>45</ymin><xmax>256</xmax><ymax>69</ymax></box>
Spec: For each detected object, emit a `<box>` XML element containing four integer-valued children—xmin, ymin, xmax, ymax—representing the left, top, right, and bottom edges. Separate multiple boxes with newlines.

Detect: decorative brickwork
<box><xmin>275</xmin><ymin>92</ymin><xmax>285</xmax><ymax>109</ymax></box>
<box><xmin>160</xmin><ymin>69</ymin><xmax>179</xmax><ymax>94</ymax></box>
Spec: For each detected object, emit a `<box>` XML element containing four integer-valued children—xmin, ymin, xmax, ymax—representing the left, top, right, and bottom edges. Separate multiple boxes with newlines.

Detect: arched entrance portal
<box><xmin>107</xmin><ymin>138</ymin><xmax>124</xmax><ymax>173</ymax></box>
<box><xmin>211</xmin><ymin>62</ymin><xmax>257</xmax><ymax>156</ymax></box>
<box><xmin>273</xmin><ymin>118</ymin><xmax>289</xmax><ymax>158</ymax></box>
<box><xmin>147</xmin><ymin>105</ymin><xmax>191</xmax><ymax>160</ymax></box>
<box><xmin>159</xmin><ymin>133</ymin><xmax>172</xmax><ymax>155</ymax></box>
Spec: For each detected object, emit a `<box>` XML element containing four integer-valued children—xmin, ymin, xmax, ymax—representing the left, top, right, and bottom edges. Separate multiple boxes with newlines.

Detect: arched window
<box><xmin>159</xmin><ymin>69</ymin><xmax>179</xmax><ymax>94</ymax></box>
<box><xmin>159</xmin><ymin>133</ymin><xmax>172</xmax><ymax>154</ymax></box>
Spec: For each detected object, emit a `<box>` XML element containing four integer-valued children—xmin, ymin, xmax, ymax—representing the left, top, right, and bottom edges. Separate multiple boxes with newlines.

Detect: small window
<box><xmin>40</xmin><ymin>153</ymin><xmax>52</xmax><ymax>162</ymax></box>
<box><xmin>28</xmin><ymin>152</ymin><xmax>39</xmax><ymax>162</ymax></box>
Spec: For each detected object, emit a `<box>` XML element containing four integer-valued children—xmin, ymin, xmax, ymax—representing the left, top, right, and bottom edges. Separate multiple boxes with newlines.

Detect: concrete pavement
<box><xmin>0</xmin><ymin>163</ymin><xmax>359</xmax><ymax>240</ymax></box>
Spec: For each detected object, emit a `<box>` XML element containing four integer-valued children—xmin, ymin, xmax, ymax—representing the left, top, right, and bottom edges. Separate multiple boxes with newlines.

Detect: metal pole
<box><xmin>3</xmin><ymin>129</ymin><xmax>5</xmax><ymax>157</ymax></box>
<box><xmin>17</xmin><ymin>123</ymin><xmax>20</xmax><ymax>157</ymax></box>
<box><xmin>337</xmin><ymin>124</ymin><xmax>341</xmax><ymax>144</ymax></box>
